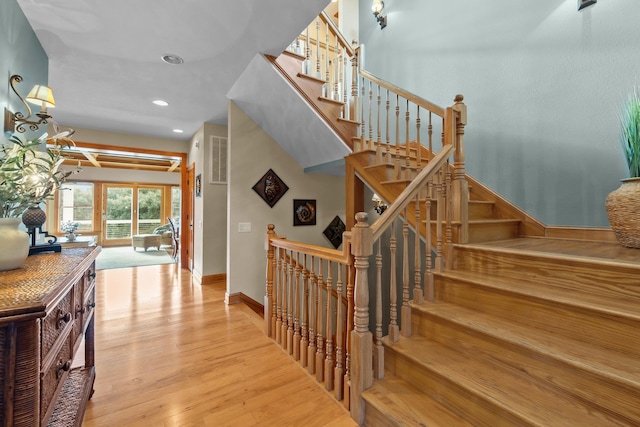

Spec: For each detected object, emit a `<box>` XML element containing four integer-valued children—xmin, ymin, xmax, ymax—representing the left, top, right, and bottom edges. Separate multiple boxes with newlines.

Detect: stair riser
<box><xmin>434</xmin><ymin>276</ymin><xmax>640</xmax><ymax>357</ymax></box>
<box><xmin>384</xmin><ymin>348</ymin><xmax>535</xmax><ymax>427</ymax></box>
<box><xmin>453</xmin><ymin>246</ymin><xmax>640</xmax><ymax>290</ymax></box>
<box><xmin>411</xmin><ymin>307</ymin><xmax>640</xmax><ymax>423</ymax></box>
<box><xmin>362</xmin><ymin>401</ymin><xmax>403</xmax><ymax>427</ymax></box>
<box><xmin>468</xmin><ymin>222</ymin><xmax>519</xmax><ymax>242</ymax></box>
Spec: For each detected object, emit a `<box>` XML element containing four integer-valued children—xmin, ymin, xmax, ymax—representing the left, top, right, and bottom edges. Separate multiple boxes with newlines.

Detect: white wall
<box><xmin>359</xmin><ymin>0</ymin><xmax>637</xmax><ymax>227</ymax></box>
<box><xmin>227</xmin><ymin>101</ymin><xmax>346</xmax><ymax>303</ymax></box>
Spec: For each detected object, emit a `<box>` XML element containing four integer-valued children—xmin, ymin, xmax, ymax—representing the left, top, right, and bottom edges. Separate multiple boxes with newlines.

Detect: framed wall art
<box><xmin>195</xmin><ymin>174</ymin><xmax>202</xmax><ymax>197</ymax></box>
<box><xmin>323</xmin><ymin>215</ymin><xmax>345</xmax><ymax>249</ymax></box>
<box><xmin>293</xmin><ymin>199</ymin><xmax>316</xmax><ymax>226</ymax></box>
<box><xmin>252</xmin><ymin>169</ymin><xmax>289</xmax><ymax>208</ymax></box>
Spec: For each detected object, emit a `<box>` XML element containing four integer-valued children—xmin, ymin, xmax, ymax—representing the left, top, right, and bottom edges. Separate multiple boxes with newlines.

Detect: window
<box><xmin>171</xmin><ymin>186</ymin><xmax>181</xmax><ymax>220</ymax></box>
<box><xmin>58</xmin><ymin>182</ymin><xmax>94</xmax><ymax>232</ymax></box>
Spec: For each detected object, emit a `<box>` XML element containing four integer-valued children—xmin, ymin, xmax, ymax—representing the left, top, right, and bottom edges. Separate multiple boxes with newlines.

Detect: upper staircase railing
<box><xmin>266</xmin><ymin>10</ymin><xmax>469</xmax><ymax>425</ymax></box>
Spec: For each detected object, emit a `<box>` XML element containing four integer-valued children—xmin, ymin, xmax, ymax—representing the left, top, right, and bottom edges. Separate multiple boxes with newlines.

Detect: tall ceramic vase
<box><xmin>0</xmin><ymin>218</ymin><xmax>30</xmax><ymax>270</ymax></box>
<box><xmin>605</xmin><ymin>177</ymin><xmax>640</xmax><ymax>248</ymax></box>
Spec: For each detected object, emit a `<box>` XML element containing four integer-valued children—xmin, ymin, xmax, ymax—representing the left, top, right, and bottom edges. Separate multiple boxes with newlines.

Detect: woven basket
<box><xmin>605</xmin><ymin>177</ymin><xmax>640</xmax><ymax>248</ymax></box>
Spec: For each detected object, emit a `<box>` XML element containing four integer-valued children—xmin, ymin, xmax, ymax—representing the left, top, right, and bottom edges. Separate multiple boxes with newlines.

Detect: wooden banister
<box><xmin>359</xmin><ymin>69</ymin><xmax>445</xmax><ymax>117</ymax></box>
<box><xmin>371</xmin><ymin>145</ymin><xmax>454</xmax><ymax>241</ymax></box>
<box><xmin>319</xmin><ymin>11</ymin><xmax>355</xmax><ymax>57</ymax></box>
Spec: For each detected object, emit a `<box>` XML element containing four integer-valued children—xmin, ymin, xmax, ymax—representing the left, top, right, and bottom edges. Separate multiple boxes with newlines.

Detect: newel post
<box><xmin>349</xmin><ymin>212</ymin><xmax>373</xmax><ymax>424</ymax></box>
<box><xmin>447</xmin><ymin>95</ymin><xmax>469</xmax><ymax>245</ymax></box>
<box><xmin>265</xmin><ymin>224</ymin><xmax>276</xmax><ymax>338</ymax></box>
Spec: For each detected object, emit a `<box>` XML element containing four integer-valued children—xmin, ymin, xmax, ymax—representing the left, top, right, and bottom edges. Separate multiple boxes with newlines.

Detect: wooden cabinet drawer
<box><xmin>40</xmin><ymin>334</ymin><xmax>72</xmax><ymax>425</ymax></box>
<box><xmin>41</xmin><ymin>290</ymin><xmax>73</xmax><ymax>358</ymax></box>
<box><xmin>74</xmin><ymin>285</ymin><xmax>95</xmax><ymax>341</ymax></box>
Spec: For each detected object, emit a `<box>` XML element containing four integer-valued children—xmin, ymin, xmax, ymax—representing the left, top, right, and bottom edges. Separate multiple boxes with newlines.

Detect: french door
<box><xmin>102</xmin><ymin>184</ymin><xmax>164</xmax><ymax>246</ymax></box>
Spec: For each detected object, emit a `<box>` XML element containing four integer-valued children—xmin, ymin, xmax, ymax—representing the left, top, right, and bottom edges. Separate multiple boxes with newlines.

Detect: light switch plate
<box><xmin>238</xmin><ymin>222</ymin><xmax>252</xmax><ymax>233</ymax></box>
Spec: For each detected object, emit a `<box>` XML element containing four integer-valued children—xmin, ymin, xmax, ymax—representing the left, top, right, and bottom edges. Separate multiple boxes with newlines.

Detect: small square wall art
<box><xmin>293</xmin><ymin>199</ymin><xmax>316</xmax><ymax>226</ymax></box>
<box><xmin>252</xmin><ymin>169</ymin><xmax>289</xmax><ymax>208</ymax></box>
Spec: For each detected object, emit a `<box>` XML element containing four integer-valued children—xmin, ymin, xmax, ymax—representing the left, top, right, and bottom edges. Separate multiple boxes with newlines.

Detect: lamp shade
<box><xmin>371</xmin><ymin>0</ymin><xmax>384</xmax><ymax>14</ymax></box>
<box><xmin>25</xmin><ymin>85</ymin><xmax>56</xmax><ymax>109</ymax></box>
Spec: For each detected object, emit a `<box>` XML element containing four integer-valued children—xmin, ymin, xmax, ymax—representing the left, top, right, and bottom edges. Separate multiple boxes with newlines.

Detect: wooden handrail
<box><xmin>270</xmin><ymin>232</ymin><xmax>352</xmax><ymax>265</ymax></box>
<box><xmin>319</xmin><ymin>11</ymin><xmax>355</xmax><ymax>57</ymax></box>
<box><xmin>359</xmin><ymin>69</ymin><xmax>445</xmax><ymax>117</ymax></box>
<box><xmin>371</xmin><ymin>145</ymin><xmax>454</xmax><ymax>241</ymax></box>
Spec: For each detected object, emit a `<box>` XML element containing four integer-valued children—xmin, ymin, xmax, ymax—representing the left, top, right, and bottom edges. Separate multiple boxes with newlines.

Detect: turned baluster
<box><xmin>286</xmin><ymin>250</ymin><xmax>294</xmax><ymax>353</ymax></box>
<box><xmin>435</xmin><ymin>167</ymin><xmax>445</xmax><ymax>272</ymax></box>
<box><xmin>425</xmin><ymin>183</ymin><xmax>434</xmax><ymax>301</ymax></box>
<box><xmin>416</xmin><ymin>106</ymin><xmax>422</xmax><ymax>168</ymax></box>
<box><xmin>334</xmin><ymin>264</ymin><xmax>344</xmax><ymax>400</ymax></box>
<box><xmin>388</xmin><ymin>222</ymin><xmax>399</xmax><ymax>342</ymax></box>
<box><xmin>300</xmin><ymin>254</ymin><xmax>310</xmax><ymax>367</ymax></box>
<box><xmin>375</xmin><ymin>85</ymin><xmax>382</xmax><ymax>164</ymax></box>
<box><xmin>308</xmin><ymin>256</ymin><xmax>316</xmax><ymax>373</ymax></box>
<box><xmin>368</xmin><ymin>80</ymin><xmax>373</xmax><ymax>151</ymax></box>
<box><xmin>394</xmin><ymin>94</ymin><xmax>400</xmax><ymax>179</ymax></box>
<box><xmin>405</xmin><ymin>99</ymin><xmax>411</xmax><ymax>179</ymax></box>
<box><xmin>275</xmin><ymin>247</ymin><xmax>283</xmax><ymax>345</ymax></box>
<box><xmin>315</xmin><ymin>19</ymin><xmax>321</xmax><ymax>79</ymax></box>
<box><xmin>385</xmin><ymin>89</ymin><xmax>391</xmax><ymax>165</ymax></box>
<box><xmin>373</xmin><ymin>240</ymin><xmax>384</xmax><ymax>379</ymax></box>
<box><xmin>293</xmin><ymin>252</ymin><xmax>302</xmax><ymax>360</ymax></box>
<box><xmin>333</xmin><ymin>40</ymin><xmax>340</xmax><ymax>101</ymax></box>
<box><xmin>315</xmin><ymin>258</ymin><xmax>325</xmax><ymax>382</ymax></box>
<box><xmin>414</xmin><ymin>195</ymin><xmax>423</xmax><ymax>304</ymax></box>
<box><xmin>401</xmin><ymin>208</ymin><xmax>411</xmax><ymax>337</ymax></box>
<box><xmin>343</xmin><ymin>260</ymin><xmax>354</xmax><ymax>408</ymax></box>
<box><xmin>324</xmin><ymin>261</ymin><xmax>334</xmax><ymax>391</ymax></box>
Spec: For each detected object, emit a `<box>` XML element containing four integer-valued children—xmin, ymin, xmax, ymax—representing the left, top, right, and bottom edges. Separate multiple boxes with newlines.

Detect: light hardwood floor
<box><xmin>82</xmin><ymin>264</ymin><xmax>356</xmax><ymax>427</ymax></box>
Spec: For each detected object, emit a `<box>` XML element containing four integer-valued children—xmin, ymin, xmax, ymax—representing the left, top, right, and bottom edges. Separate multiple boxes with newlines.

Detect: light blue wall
<box><xmin>359</xmin><ymin>0</ymin><xmax>638</xmax><ymax>227</ymax></box>
<box><xmin>1</xmin><ymin>0</ymin><xmax>48</xmax><ymax>142</ymax></box>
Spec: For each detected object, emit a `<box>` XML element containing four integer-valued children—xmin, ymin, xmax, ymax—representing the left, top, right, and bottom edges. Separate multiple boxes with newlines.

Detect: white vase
<box><xmin>0</xmin><ymin>218</ymin><xmax>30</xmax><ymax>271</ymax></box>
<box><xmin>66</xmin><ymin>232</ymin><xmax>77</xmax><ymax>242</ymax></box>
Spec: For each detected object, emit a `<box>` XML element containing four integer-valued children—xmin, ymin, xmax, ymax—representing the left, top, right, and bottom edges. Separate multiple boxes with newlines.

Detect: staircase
<box><xmin>363</xmin><ymin>239</ymin><xmax>640</xmax><ymax>426</ymax></box>
<box><xmin>264</xmin><ymin>20</ymin><xmax>640</xmax><ymax>426</ymax></box>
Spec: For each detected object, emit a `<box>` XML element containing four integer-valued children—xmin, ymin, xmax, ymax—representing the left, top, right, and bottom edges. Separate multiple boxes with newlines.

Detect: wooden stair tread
<box><xmin>296</xmin><ymin>72</ymin><xmax>325</xmax><ymax>84</ymax></box>
<box><xmin>318</xmin><ymin>95</ymin><xmax>345</xmax><ymax>106</ymax></box>
<box><xmin>412</xmin><ymin>301</ymin><xmax>640</xmax><ymax>390</ymax></box>
<box><xmin>362</xmin><ymin>373</ymin><xmax>474</xmax><ymax>427</ymax></box>
<box><xmin>437</xmin><ymin>269</ymin><xmax>640</xmax><ymax>322</ymax></box>
<box><xmin>454</xmin><ymin>241</ymin><xmax>640</xmax><ymax>270</ymax></box>
<box><xmin>383</xmin><ymin>334</ymin><xmax>628</xmax><ymax>426</ymax></box>
<box><xmin>424</xmin><ymin>219</ymin><xmax>520</xmax><ymax>226</ymax></box>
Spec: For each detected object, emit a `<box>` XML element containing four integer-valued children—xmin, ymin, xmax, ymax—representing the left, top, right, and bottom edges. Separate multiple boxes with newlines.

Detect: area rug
<box><xmin>96</xmin><ymin>246</ymin><xmax>175</xmax><ymax>270</ymax></box>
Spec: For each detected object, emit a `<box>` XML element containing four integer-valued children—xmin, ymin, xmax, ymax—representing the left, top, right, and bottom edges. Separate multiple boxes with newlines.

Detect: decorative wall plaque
<box><xmin>252</xmin><ymin>169</ymin><xmax>289</xmax><ymax>208</ymax></box>
<box><xmin>293</xmin><ymin>199</ymin><xmax>316</xmax><ymax>226</ymax></box>
<box><xmin>323</xmin><ymin>215</ymin><xmax>345</xmax><ymax>249</ymax></box>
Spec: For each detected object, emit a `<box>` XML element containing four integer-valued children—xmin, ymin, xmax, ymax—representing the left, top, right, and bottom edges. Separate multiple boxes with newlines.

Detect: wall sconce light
<box><xmin>4</xmin><ymin>74</ymin><xmax>56</xmax><ymax>134</ymax></box>
<box><xmin>372</xmin><ymin>193</ymin><xmax>388</xmax><ymax>215</ymax></box>
<box><xmin>371</xmin><ymin>0</ymin><xmax>387</xmax><ymax>29</ymax></box>
<box><xmin>578</xmin><ymin>0</ymin><xmax>596</xmax><ymax>11</ymax></box>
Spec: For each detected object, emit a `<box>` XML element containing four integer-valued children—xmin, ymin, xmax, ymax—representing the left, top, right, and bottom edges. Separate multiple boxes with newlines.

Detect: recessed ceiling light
<box><xmin>152</xmin><ymin>100</ymin><xmax>169</xmax><ymax>106</ymax></box>
<box><xmin>161</xmin><ymin>54</ymin><xmax>184</xmax><ymax>65</ymax></box>
<box><xmin>173</xmin><ymin>129</ymin><xmax>184</xmax><ymax>134</ymax></box>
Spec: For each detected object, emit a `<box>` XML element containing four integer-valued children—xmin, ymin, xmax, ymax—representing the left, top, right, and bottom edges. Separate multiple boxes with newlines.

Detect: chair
<box><xmin>167</xmin><ymin>217</ymin><xmax>179</xmax><ymax>260</ymax></box>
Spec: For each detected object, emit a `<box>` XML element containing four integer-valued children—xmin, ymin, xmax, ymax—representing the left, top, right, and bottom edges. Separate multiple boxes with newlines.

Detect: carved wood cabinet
<box><xmin>0</xmin><ymin>246</ymin><xmax>100</xmax><ymax>427</ymax></box>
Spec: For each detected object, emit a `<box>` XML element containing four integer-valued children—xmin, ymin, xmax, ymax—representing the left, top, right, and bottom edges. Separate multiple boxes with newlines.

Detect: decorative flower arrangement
<box><xmin>61</xmin><ymin>220</ymin><xmax>80</xmax><ymax>234</ymax></box>
<box><xmin>0</xmin><ymin>130</ymin><xmax>75</xmax><ymax>218</ymax></box>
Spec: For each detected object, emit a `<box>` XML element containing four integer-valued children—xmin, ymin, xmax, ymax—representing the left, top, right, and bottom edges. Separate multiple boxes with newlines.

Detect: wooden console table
<box><xmin>0</xmin><ymin>246</ymin><xmax>101</xmax><ymax>427</ymax></box>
